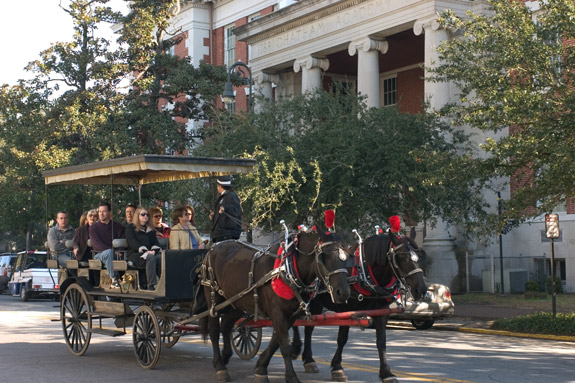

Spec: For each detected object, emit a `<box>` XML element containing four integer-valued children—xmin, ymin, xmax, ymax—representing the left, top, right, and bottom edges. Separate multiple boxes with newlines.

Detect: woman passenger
<box><xmin>72</xmin><ymin>209</ymin><xmax>98</xmax><ymax>262</ymax></box>
<box><xmin>149</xmin><ymin>206</ymin><xmax>170</xmax><ymax>249</ymax></box>
<box><xmin>125</xmin><ymin>207</ymin><xmax>162</xmax><ymax>290</ymax></box>
<box><xmin>169</xmin><ymin>206</ymin><xmax>205</xmax><ymax>250</ymax></box>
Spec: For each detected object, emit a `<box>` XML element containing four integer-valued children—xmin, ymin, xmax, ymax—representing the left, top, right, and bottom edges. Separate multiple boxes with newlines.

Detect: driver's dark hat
<box><xmin>217</xmin><ymin>176</ymin><xmax>233</xmax><ymax>186</ymax></box>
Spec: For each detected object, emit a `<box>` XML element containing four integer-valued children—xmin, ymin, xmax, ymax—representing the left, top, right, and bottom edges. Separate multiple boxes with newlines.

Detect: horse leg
<box><xmin>208</xmin><ymin>315</ymin><xmax>231</xmax><ymax>382</ymax></box>
<box><xmin>291</xmin><ymin>327</ymin><xmax>302</xmax><ymax>359</ymax></box>
<box><xmin>302</xmin><ymin>326</ymin><xmax>319</xmax><ymax>373</ymax></box>
<box><xmin>331</xmin><ymin>326</ymin><xmax>350</xmax><ymax>382</ymax></box>
<box><xmin>375</xmin><ymin>316</ymin><xmax>399</xmax><ymax>383</ymax></box>
<box><xmin>221</xmin><ymin>311</ymin><xmax>243</xmax><ymax>365</ymax></box>
<box><xmin>254</xmin><ymin>331</ymin><xmax>280</xmax><ymax>383</ymax></box>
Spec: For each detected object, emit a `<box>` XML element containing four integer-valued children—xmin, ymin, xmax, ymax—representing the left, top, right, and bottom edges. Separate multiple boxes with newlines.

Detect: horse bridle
<box><xmin>292</xmin><ymin>238</ymin><xmax>348</xmax><ymax>305</ymax></box>
<box><xmin>387</xmin><ymin>239</ymin><xmax>424</xmax><ymax>281</ymax></box>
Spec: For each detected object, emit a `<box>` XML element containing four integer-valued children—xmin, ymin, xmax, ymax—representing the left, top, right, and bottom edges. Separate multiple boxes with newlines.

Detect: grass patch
<box><xmin>452</xmin><ymin>293</ymin><xmax>575</xmax><ymax>312</ymax></box>
<box><xmin>492</xmin><ymin>312</ymin><xmax>575</xmax><ymax>336</ymax></box>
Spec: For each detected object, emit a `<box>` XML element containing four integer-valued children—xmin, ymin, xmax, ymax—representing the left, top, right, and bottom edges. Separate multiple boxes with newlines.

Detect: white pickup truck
<box><xmin>8</xmin><ymin>251</ymin><xmax>59</xmax><ymax>301</ymax></box>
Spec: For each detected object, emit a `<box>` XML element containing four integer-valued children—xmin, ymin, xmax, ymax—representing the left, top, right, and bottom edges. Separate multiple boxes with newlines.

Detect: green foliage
<box><xmin>525</xmin><ymin>280</ymin><xmax>540</xmax><ymax>292</ymax></box>
<box><xmin>431</xmin><ymin>0</ymin><xmax>575</xmax><ymax>226</ymax></box>
<box><xmin>195</xmin><ymin>89</ymin><xmax>483</xmax><ymax>233</ymax></box>
<box><xmin>546</xmin><ymin>276</ymin><xmax>563</xmax><ymax>294</ymax></box>
<box><xmin>492</xmin><ymin>312</ymin><xmax>575</xmax><ymax>336</ymax></box>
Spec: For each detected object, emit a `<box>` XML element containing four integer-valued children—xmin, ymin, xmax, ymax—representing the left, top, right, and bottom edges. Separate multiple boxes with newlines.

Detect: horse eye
<box><xmin>410</xmin><ymin>250</ymin><xmax>419</xmax><ymax>263</ymax></box>
<box><xmin>338</xmin><ymin>249</ymin><xmax>347</xmax><ymax>261</ymax></box>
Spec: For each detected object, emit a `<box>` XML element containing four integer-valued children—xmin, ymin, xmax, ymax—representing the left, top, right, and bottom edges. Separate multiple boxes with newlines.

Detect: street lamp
<box><xmin>222</xmin><ymin>61</ymin><xmax>253</xmax><ymax>111</ymax></box>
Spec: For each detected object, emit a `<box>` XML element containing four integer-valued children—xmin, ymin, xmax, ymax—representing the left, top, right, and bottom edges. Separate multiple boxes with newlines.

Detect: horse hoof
<box><xmin>304</xmin><ymin>362</ymin><xmax>320</xmax><ymax>373</ymax></box>
<box><xmin>331</xmin><ymin>370</ymin><xmax>348</xmax><ymax>382</ymax></box>
<box><xmin>382</xmin><ymin>377</ymin><xmax>400</xmax><ymax>383</ymax></box>
<box><xmin>254</xmin><ymin>374</ymin><xmax>270</xmax><ymax>383</ymax></box>
<box><xmin>216</xmin><ymin>370</ymin><xmax>230</xmax><ymax>382</ymax></box>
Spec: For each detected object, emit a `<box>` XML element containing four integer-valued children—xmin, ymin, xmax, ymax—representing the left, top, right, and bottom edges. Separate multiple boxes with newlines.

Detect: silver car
<box><xmin>392</xmin><ymin>283</ymin><xmax>455</xmax><ymax>329</ymax></box>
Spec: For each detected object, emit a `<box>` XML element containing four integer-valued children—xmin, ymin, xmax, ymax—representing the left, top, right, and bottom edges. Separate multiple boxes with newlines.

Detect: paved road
<box><xmin>1</xmin><ymin>293</ymin><xmax>574</xmax><ymax>383</ymax></box>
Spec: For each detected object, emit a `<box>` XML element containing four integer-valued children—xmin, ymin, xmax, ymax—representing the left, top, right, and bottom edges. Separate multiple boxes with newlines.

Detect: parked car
<box><xmin>0</xmin><ymin>253</ymin><xmax>18</xmax><ymax>292</ymax></box>
<box><xmin>391</xmin><ymin>283</ymin><xmax>455</xmax><ymax>329</ymax></box>
<box><xmin>8</xmin><ymin>251</ymin><xmax>59</xmax><ymax>301</ymax></box>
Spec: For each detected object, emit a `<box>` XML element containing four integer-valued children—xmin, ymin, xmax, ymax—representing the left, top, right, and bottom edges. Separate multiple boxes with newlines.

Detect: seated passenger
<box><xmin>126</xmin><ymin>207</ymin><xmax>162</xmax><ymax>290</ymax></box>
<box><xmin>149</xmin><ymin>206</ymin><xmax>170</xmax><ymax>249</ymax></box>
<box><xmin>47</xmin><ymin>211</ymin><xmax>75</xmax><ymax>268</ymax></box>
<box><xmin>72</xmin><ymin>209</ymin><xmax>98</xmax><ymax>262</ymax></box>
<box><xmin>89</xmin><ymin>202</ymin><xmax>125</xmax><ymax>289</ymax></box>
<box><xmin>169</xmin><ymin>206</ymin><xmax>205</xmax><ymax>250</ymax></box>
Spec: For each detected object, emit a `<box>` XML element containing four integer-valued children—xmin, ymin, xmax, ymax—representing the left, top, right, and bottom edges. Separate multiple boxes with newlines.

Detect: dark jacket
<box><xmin>72</xmin><ymin>224</ymin><xmax>92</xmax><ymax>262</ymax></box>
<box><xmin>211</xmin><ymin>190</ymin><xmax>242</xmax><ymax>241</ymax></box>
<box><xmin>89</xmin><ymin>220</ymin><xmax>125</xmax><ymax>252</ymax></box>
<box><xmin>125</xmin><ymin>223</ymin><xmax>161</xmax><ymax>268</ymax></box>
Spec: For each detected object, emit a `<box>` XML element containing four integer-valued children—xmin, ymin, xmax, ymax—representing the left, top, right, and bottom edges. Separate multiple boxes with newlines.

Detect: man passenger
<box><xmin>89</xmin><ymin>202</ymin><xmax>125</xmax><ymax>288</ymax></box>
<box><xmin>124</xmin><ymin>203</ymin><xmax>137</xmax><ymax>226</ymax></box>
<box><xmin>47</xmin><ymin>211</ymin><xmax>75</xmax><ymax>268</ymax></box>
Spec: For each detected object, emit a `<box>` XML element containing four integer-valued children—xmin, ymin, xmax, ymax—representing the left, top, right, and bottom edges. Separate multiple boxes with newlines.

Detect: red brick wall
<box><xmin>567</xmin><ymin>197</ymin><xmax>575</xmax><ymax>214</ymax></box>
<box><xmin>397</xmin><ymin>67</ymin><xmax>424</xmax><ymax>114</ymax></box>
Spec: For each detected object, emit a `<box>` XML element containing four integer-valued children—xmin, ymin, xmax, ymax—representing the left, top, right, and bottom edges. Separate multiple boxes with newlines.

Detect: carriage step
<box><xmin>89</xmin><ymin>328</ymin><xmax>126</xmax><ymax>337</ymax></box>
<box><xmin>92</xmin><ymin>301</ymin><xmax>133</xmax><ymax>316</ymax></box>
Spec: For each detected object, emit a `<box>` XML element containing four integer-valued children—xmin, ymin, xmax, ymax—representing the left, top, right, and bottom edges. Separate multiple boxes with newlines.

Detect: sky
<box><xmin>0</xmin><ymin>0</ymin><xmax>125</xmax><ymax>85</ymax></box>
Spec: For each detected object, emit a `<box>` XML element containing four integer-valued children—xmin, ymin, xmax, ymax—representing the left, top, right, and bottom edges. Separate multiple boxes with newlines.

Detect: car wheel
<box><xmin>411</xmin><ymin>318</ymin><xmax>434</xmax><ymax>330</ymax></box>
<box><xmin>20</xmin><ymin>285</ymin><xmax>30</xmax><ymax>302</ymax></box>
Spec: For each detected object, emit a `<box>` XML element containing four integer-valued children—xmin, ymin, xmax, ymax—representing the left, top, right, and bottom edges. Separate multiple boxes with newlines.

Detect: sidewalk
<box><xmin>427</xmin><ymin>304</ymin><xmax>575</xmax><ymax>342</ymax></box>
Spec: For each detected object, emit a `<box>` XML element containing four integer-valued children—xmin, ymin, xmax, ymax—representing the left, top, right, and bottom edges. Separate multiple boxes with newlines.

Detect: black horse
<box><xmin>201</xmin><ymin>229</ymin><xmax>351</xmax><ymax>383</ymax></box>
<box><xmin>291</xmin><ymin>230</ymin><xmax>428</xmax><ymax>383</ymax></box>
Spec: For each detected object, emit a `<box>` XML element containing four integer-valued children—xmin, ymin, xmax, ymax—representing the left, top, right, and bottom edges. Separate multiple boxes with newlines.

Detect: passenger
<box><xmin>72</xmin><ymin>209</ymin><xmax>98</xmax><ymax>262</ymax></box>
<box><xmin>124</xmin><ymin>203</ymin><xmax>137</xmax><ymax>226</ymax></box>
<box><xmin>149</xmin><ymin>206</ymin><xmax>170</xmax><ymax>249</ymax></box>
<box><xmin>89</xmin><ymin>202</ymin><xmax>125</xmax><ymax>289</ymax></box>
<box><xmin>79</xmin><ymin>212</ymin><xmax>88</xmax><ymax>227</ymax></box>
<box><xmin>47</xmin><ymin>211</ymin><xmax>75</xmax><ymax>268</ymax></box>
<box><xmin>210</xmin><ymin>176</ymin><xmax>242</xmax><ymax>243</ymax></box>
<box><xmin>169</xmin><ymin>206</ymin><xmax>205</xmax><ymax>250</ymax></box>
<box><xmin>125</xmin><ymin>207</ymin><xmax>162</xmax><ymax>290</ymax></box>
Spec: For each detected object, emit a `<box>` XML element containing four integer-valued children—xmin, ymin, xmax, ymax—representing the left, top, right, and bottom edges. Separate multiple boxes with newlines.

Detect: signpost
<box><xmin>545</xmin><ymin>213</ymin><xmax>559</xmax><ymax>317</ymax></box>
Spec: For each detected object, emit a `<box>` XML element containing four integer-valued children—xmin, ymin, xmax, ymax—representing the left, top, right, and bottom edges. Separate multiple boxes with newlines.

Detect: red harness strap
<box><xmin>351</xmin><ymin>247</ymin><xmax>398</xmax><ymax>301</ymax></box>
<box><xmin>271</xmin><ymin>245</ymin><xmax>297</xmax><ymax>300</ymax></box>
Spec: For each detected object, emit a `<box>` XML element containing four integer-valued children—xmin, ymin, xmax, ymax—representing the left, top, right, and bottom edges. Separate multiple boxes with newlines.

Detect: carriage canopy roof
<box><xmin>42</xmin><ymin>155</ymin><xmax>256</xmax><ymax>186</ymax></box>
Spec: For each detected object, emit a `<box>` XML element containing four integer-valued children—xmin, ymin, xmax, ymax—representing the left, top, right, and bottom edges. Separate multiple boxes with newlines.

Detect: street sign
<box><xmin>545</xmin><ymin>214</ymin><xmax>559</xmax><ymax>239</ymax></box>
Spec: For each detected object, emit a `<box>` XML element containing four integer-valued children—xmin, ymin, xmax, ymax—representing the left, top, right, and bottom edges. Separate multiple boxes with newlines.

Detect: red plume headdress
<box><xmin>324</xmin><ymin>209</ymin><xmax>335</xmax><ymax>232</ymax></box>
<box><xmin>388</xmin><ymin>215</ymin><xmax>401</xmax><ymax>233</ymax></box>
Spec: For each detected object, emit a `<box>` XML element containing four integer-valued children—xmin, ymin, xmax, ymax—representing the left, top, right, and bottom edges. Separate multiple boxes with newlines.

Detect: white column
<box><xmin>293</xmin><ymin>56</ymin><xmax>330</xmax><ymax>94</ymax></box>
<box><xmin>414</xmin><ymin>18</ymin><xmax>458</xmax><ymax>289</ymax></box>
<box><xmin>348</xmin><ymin>37</ymin><xmax>388</xmax><ymax>108</ymax></box>
<box><xmin>253</xmin><ymin>72</ymin><xmax>279</xmax><ymax>112</ymax></box>
<box><xmin>414</xmin><ymin>18</ymin><xmax>451</xmax><ymax>110</ymax></box>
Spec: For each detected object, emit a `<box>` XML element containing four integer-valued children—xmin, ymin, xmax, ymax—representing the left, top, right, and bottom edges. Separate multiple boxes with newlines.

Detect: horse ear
<box><xmin>311</xmin><ymin>225</ymin><xmax>318</xmax><ymax>233</ymax></box>
<box><xmin>409</xmin><ymin>227</ymin><xmax>416</xmax><ymax>240</ymax></box>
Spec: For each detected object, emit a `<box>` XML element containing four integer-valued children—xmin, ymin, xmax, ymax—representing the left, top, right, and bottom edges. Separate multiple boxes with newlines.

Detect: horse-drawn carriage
<box><xmin>43</xmin><ymin>155</ymin><xmax>429</xmax><ymax>383</ymax></box>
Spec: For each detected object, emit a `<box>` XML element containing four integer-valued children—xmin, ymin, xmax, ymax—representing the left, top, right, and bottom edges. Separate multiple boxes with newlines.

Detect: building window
<box><xmin>224</xmin><ymin>25</ymin><xmax>236</xmax><ymax>69</ymax></box>
<box><xmin>382</xmin><ymin>75</ymin><xmax>397</xmax><ymax>106</ymax></box>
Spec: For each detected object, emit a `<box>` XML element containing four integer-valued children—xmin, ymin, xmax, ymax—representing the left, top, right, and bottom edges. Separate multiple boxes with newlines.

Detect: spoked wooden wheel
<box><xmin>61</xmin><ymin>283</ymin><xmax>92</xmax><ymax>356</ymax></box>
<box><xmin>231</xmin><ymin>325</ymin><xmax>262</xmax><ymax>360</ymax></box>
<box><xmin>133</xmin><ymin>305</ymin><xmax>161</xmax><ymax>369</ymax></box>
<box><xmin>159</xmin><ymin>317</ymin><xmax>180</xmax><ymax>348</ymax></box>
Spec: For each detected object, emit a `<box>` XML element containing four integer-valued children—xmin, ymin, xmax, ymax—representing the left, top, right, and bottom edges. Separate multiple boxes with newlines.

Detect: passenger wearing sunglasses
<box><xmin>72</xmin><ymin>209</ymin><xmax>98</xmax><ymax>262</ymax></box>
<box><xmin>169</xmin><ymin>206</ymin><xmax>205</xmax><ymax>250</ymax></box>
<box><xmin>125</xmin><ymin>207</ymin><xmax>162</xmax><ymax>290</ymax></box>
<box><xmin>149</xmin><ymin>206</ymin><xmax>170</xmax><ymax>247</ymax></box>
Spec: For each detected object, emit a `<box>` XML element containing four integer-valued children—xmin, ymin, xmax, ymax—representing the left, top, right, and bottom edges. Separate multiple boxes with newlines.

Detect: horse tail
<box><xmin>199</xmin><ymin>315</ymin><xmax>209</xmax><ymax>342</ymax></box>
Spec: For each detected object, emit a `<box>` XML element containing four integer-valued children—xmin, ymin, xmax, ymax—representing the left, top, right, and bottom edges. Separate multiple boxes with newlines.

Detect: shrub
<box><xmin>492</xmin><ymin>312</ymin><xmax>575</xmax><ymax>336</ymax></box>
<box><xmin>525</xmin><ymin>280</ymin><xmax>540</xmax><ymax>292</ymax></box>
<box><xmin>545</xmin><ymin>276</ymin><xmax>563</xmax><ymax>294</ymax></box>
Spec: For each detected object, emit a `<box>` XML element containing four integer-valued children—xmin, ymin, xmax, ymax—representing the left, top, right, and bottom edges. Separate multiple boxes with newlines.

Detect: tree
<box><xmin>194</xmin><ymin>89</ymin><xmax>482</xmax><ymax>234</ymax></box>
<box><xmin>430</xmin><ymin>0</ymin><xmax>575</xmax><ymax>228</ymax></box>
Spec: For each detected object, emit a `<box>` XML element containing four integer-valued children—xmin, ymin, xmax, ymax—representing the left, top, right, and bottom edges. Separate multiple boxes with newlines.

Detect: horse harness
<box><xmin>353</xmin><ymin>237</ymin><xmax>423</xmax><ymax>303</ymax></box>
<box><xmin>201</xmin><ymin>235</ymin><xmax>348</xmax><ymax>320</ymax></box>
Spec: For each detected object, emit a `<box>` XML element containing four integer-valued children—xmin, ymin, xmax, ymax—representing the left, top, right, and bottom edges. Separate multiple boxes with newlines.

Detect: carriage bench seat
<box><xmin>66</xmin><ymin>259</ymin><xmax>90</xmax><ymax>269</ymax></box>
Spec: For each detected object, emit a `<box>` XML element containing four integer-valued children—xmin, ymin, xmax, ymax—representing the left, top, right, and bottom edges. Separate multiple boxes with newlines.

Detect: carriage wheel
<box><xmin>159</xmin><ymin>317</ymin><xmax>180</xmax><ymax>348</ymax></box>
<box><xmin>61</xmin><ymin>283</ymin><xmax>92</xmax><ymax>356</ymax></box>
<box><xmin>231</xmin><ymin>325</ymin><xmax>262</xmax><ymax>360</ymax></box>
<box><xmin>133</xmin><ymin>305</ymin><xmax>161</xmax><ymax>369</ymax></box>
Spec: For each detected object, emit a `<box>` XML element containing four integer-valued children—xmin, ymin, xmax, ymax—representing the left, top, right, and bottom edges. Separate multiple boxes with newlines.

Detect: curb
<box><xmin>439</xmin><ymin>324</ymin><xmax>575</xmax><ymax>342</ymax></box>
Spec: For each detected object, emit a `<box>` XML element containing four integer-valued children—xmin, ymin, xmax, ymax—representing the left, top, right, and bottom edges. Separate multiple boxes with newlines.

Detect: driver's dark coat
<box><xmin>211</xmin><ymin>190</ymin><xmax>242</xmax><ymax>240</ymax></box>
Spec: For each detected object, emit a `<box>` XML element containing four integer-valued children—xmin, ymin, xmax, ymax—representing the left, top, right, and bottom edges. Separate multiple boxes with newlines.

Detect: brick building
<box><xmin>167</xmin><ymin>0</ymin><xmax>574</xmax><ymax>293</ymax></box>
